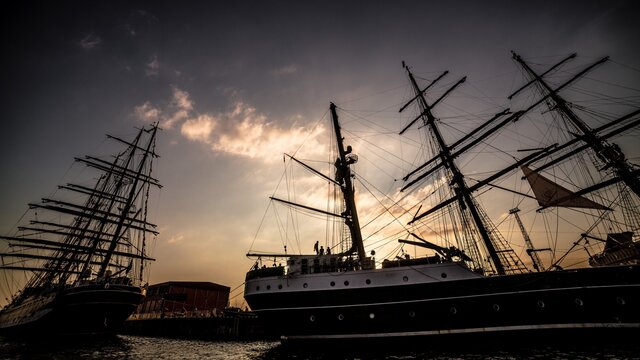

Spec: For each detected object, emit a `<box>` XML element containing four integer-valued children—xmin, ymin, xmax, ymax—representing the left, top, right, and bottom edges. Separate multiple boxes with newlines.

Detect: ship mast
<box><xmin>511</xmin><ymin>52</ymin><xmax>640</xmax><ymax>198</ymax></box>
<box><xmin>330</xmin><ymin>103</ymin><xmax>367</xmax><ymax>264</ymax></box>
<box><xmin>97</xmin><ymin>124</ymin><xmax>158</xmax><ymax>277</ymax></box>
<box><xmin>401</xmin><ymin>65</ymin><xmax>507</xmax><ymax>275</ymax></box>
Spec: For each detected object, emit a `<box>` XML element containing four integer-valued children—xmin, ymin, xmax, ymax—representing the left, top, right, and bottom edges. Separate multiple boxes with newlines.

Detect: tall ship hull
<box><xmin>0</xmin><ymin>283</ymin><xmax>143</xmax><ymax>335</ymax></box>
<box><xmin>246</xmin><ymin>263</ymin><xmax>639</xmax><ymax>342</ymax></box>
<box><xmin>244</xmin><ymin>52</ymin><xmax>640</xmax><ymax>344</ymax></box>
<box><xmin>1</xmin><ymin>124</ymin><xmax>160</xmax><ymax>336</ymax></box>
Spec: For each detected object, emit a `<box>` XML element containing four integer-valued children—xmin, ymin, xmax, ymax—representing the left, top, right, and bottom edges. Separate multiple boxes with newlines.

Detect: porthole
<box><xmin>330</xmin><ymin>281</ymin><xmax>335</xmax><ymax>287</ymax></box>
<box><xmin>408</xmin><ymin>311</ymin><xmax>416</xmax><ymax>318</ymax></box>
<box><xmin>266</xmin><ymin>285</ymin><xmax>271</xmax><ymax>290</ymax></box>
<box><xmin>402</xmin><ymin>276</ymin><xmax>409</xmax><ymax>282</ymax></box>
<box><xmin>369</xmin><ymin>313</ymin><xmax>375</xmax><ymax>319</ymax></box>
<box><xmin>450</xmin><ymin>307</ymin><xmax>457</xmax><ymax>315</ymax></box>
<box><xmin>309</xmin><ymin>315</ymin><xmax>315</xmax><ymax>322</ymax></box>
<box><xmin>278</xmin><ymin>284</ymin><xmax>283</xmax><ymax>289</ymax></box>
<box><xmin>256</xmin><ymin>286</ymin><xmax>260</xmax><ymax>291</ymax></box>
<box><xmin>365</xmin><ymin>279</ymin><xmax>371</xmax><ymax>285</ymax></box>
<box><xmin>537</xmin><ymin>300</ymin><xmax>545</xmax><ymax>308</ymax></box>
<box><xmin>303</xmin><ymin>283</ymin><xmax>308</xmax><ymax>288</ymax></box>
<box><xmin>575</xmin><ymin>298</ymin><xmax>584</xmax><ymax>306</ymax></box>
<box><xmin>441</xmin><ymin>272</ymin><xmax>447</xmax><ymax>279</ymax></box>
<box><xmin>616</xmin><ymin>297</ymin><xmax>626</xmax><ymax>305</ymax></box>
<box><xmin>493</xmin><ymin>304</ymin><xmax>500</xmax><ymax>311</ymax></box>
<box><xmin>338</xmin><ymin>314</ymin><xmax>344</xmax><ymax>321</ymax></box>
<box><xmin>344</xmin><ymin>281</ymin><xmax>350</xmax><ymax>286</ymax></box>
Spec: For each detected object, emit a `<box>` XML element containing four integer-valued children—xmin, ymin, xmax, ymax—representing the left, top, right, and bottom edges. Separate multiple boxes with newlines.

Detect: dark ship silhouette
<box><xmin>0</xmin><ymin>123</ymin><xmax>160</xmax><ymax>335</ymax></box>
<box><xmin>244</xmin><ymin>52</ymin><xmax>640</xmax><ymax>344</ymax></box>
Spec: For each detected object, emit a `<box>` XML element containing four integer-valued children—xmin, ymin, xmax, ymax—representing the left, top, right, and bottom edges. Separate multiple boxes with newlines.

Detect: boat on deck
<box><xmin>243</xmin><ymin>52</ymin><xmax>640</xmax><ymax>345</ymax></box>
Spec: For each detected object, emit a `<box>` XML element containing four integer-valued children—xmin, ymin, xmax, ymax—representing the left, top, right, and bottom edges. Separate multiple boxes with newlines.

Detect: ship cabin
<box><xmin>245</xmin><ymin>254</ymin><xmax>376</xmax><ymax>281</ymax></box>
<box><xmin>286</xmin><ymin>254</ymin><xmax>370</xmax><ymax>275</ymax></box>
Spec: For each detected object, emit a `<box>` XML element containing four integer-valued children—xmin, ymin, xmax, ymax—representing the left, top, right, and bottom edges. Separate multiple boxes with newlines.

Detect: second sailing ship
<box><xmin>0</xmin><ymin>124</ymin><xmax>160</xmax><ymax>335</ymax></box>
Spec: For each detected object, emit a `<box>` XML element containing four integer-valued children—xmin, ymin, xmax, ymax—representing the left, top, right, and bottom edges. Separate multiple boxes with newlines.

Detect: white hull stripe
<box><xmin>253</xmin><ymin>283</ymin><xmax>639</xmax><ymax>312</ymax></box>
<box><xmin>282</xmin><ymin>323</ymin><xmax>640</xmax><ymax>340</ymax></box>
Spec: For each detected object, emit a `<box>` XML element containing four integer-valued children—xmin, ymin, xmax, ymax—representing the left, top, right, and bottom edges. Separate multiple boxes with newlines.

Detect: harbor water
<box><xmin>1</xmin><ymin>335</ymin><xmax>639</xmax><ymax>359</ymax></box>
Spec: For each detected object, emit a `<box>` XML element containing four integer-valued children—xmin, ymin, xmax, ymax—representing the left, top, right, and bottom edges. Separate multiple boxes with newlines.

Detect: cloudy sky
<box><xmin>1</xmin><ymin>0</ymin><xmax>639</xmax><ymax>306</ymax></box>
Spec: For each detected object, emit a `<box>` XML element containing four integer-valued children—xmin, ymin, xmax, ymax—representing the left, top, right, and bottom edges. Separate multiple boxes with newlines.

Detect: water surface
<box><xmin>1</xmin><ymin>335</ymin><xmax>639</xmax><ymax>359</ymax></box>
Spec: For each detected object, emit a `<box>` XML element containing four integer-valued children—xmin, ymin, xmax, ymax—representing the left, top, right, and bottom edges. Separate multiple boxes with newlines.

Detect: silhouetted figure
<box><xmin>314</xmin><ymin>241</ymin><xmax>319</xmax><ymax>254</ymax></box>
<box><xmin>327</xmin><ymin>247</ymin><xmax>331</xmax><ymax>255</ymax></box>
<box><xmin>334</xmin><ymin>158</ymin><xmax>344</xmax><ymax>185</ymax></box>
<box><xmin>319</xmin><ymin>246</ymin><xmax>325</xmax><ymax>256</ymax></box>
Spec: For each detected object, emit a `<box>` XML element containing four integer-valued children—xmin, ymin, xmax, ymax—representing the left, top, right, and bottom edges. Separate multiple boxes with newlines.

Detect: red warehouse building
<box><xmin>136</xmin><ymin>281</ymin><xmax>230</xmax><ymax>317</ymax></box>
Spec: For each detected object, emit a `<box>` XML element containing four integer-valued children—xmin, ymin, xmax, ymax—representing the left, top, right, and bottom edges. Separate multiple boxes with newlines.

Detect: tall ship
<box><xmin>244</xmin><ymin>52</ymin><xmax>640</xmax><ymax>344</ymax></box>
<box><xmin>0</xmin><ymin>123</ymin><xmax>160</xmax><ymax>335</ymax></box>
